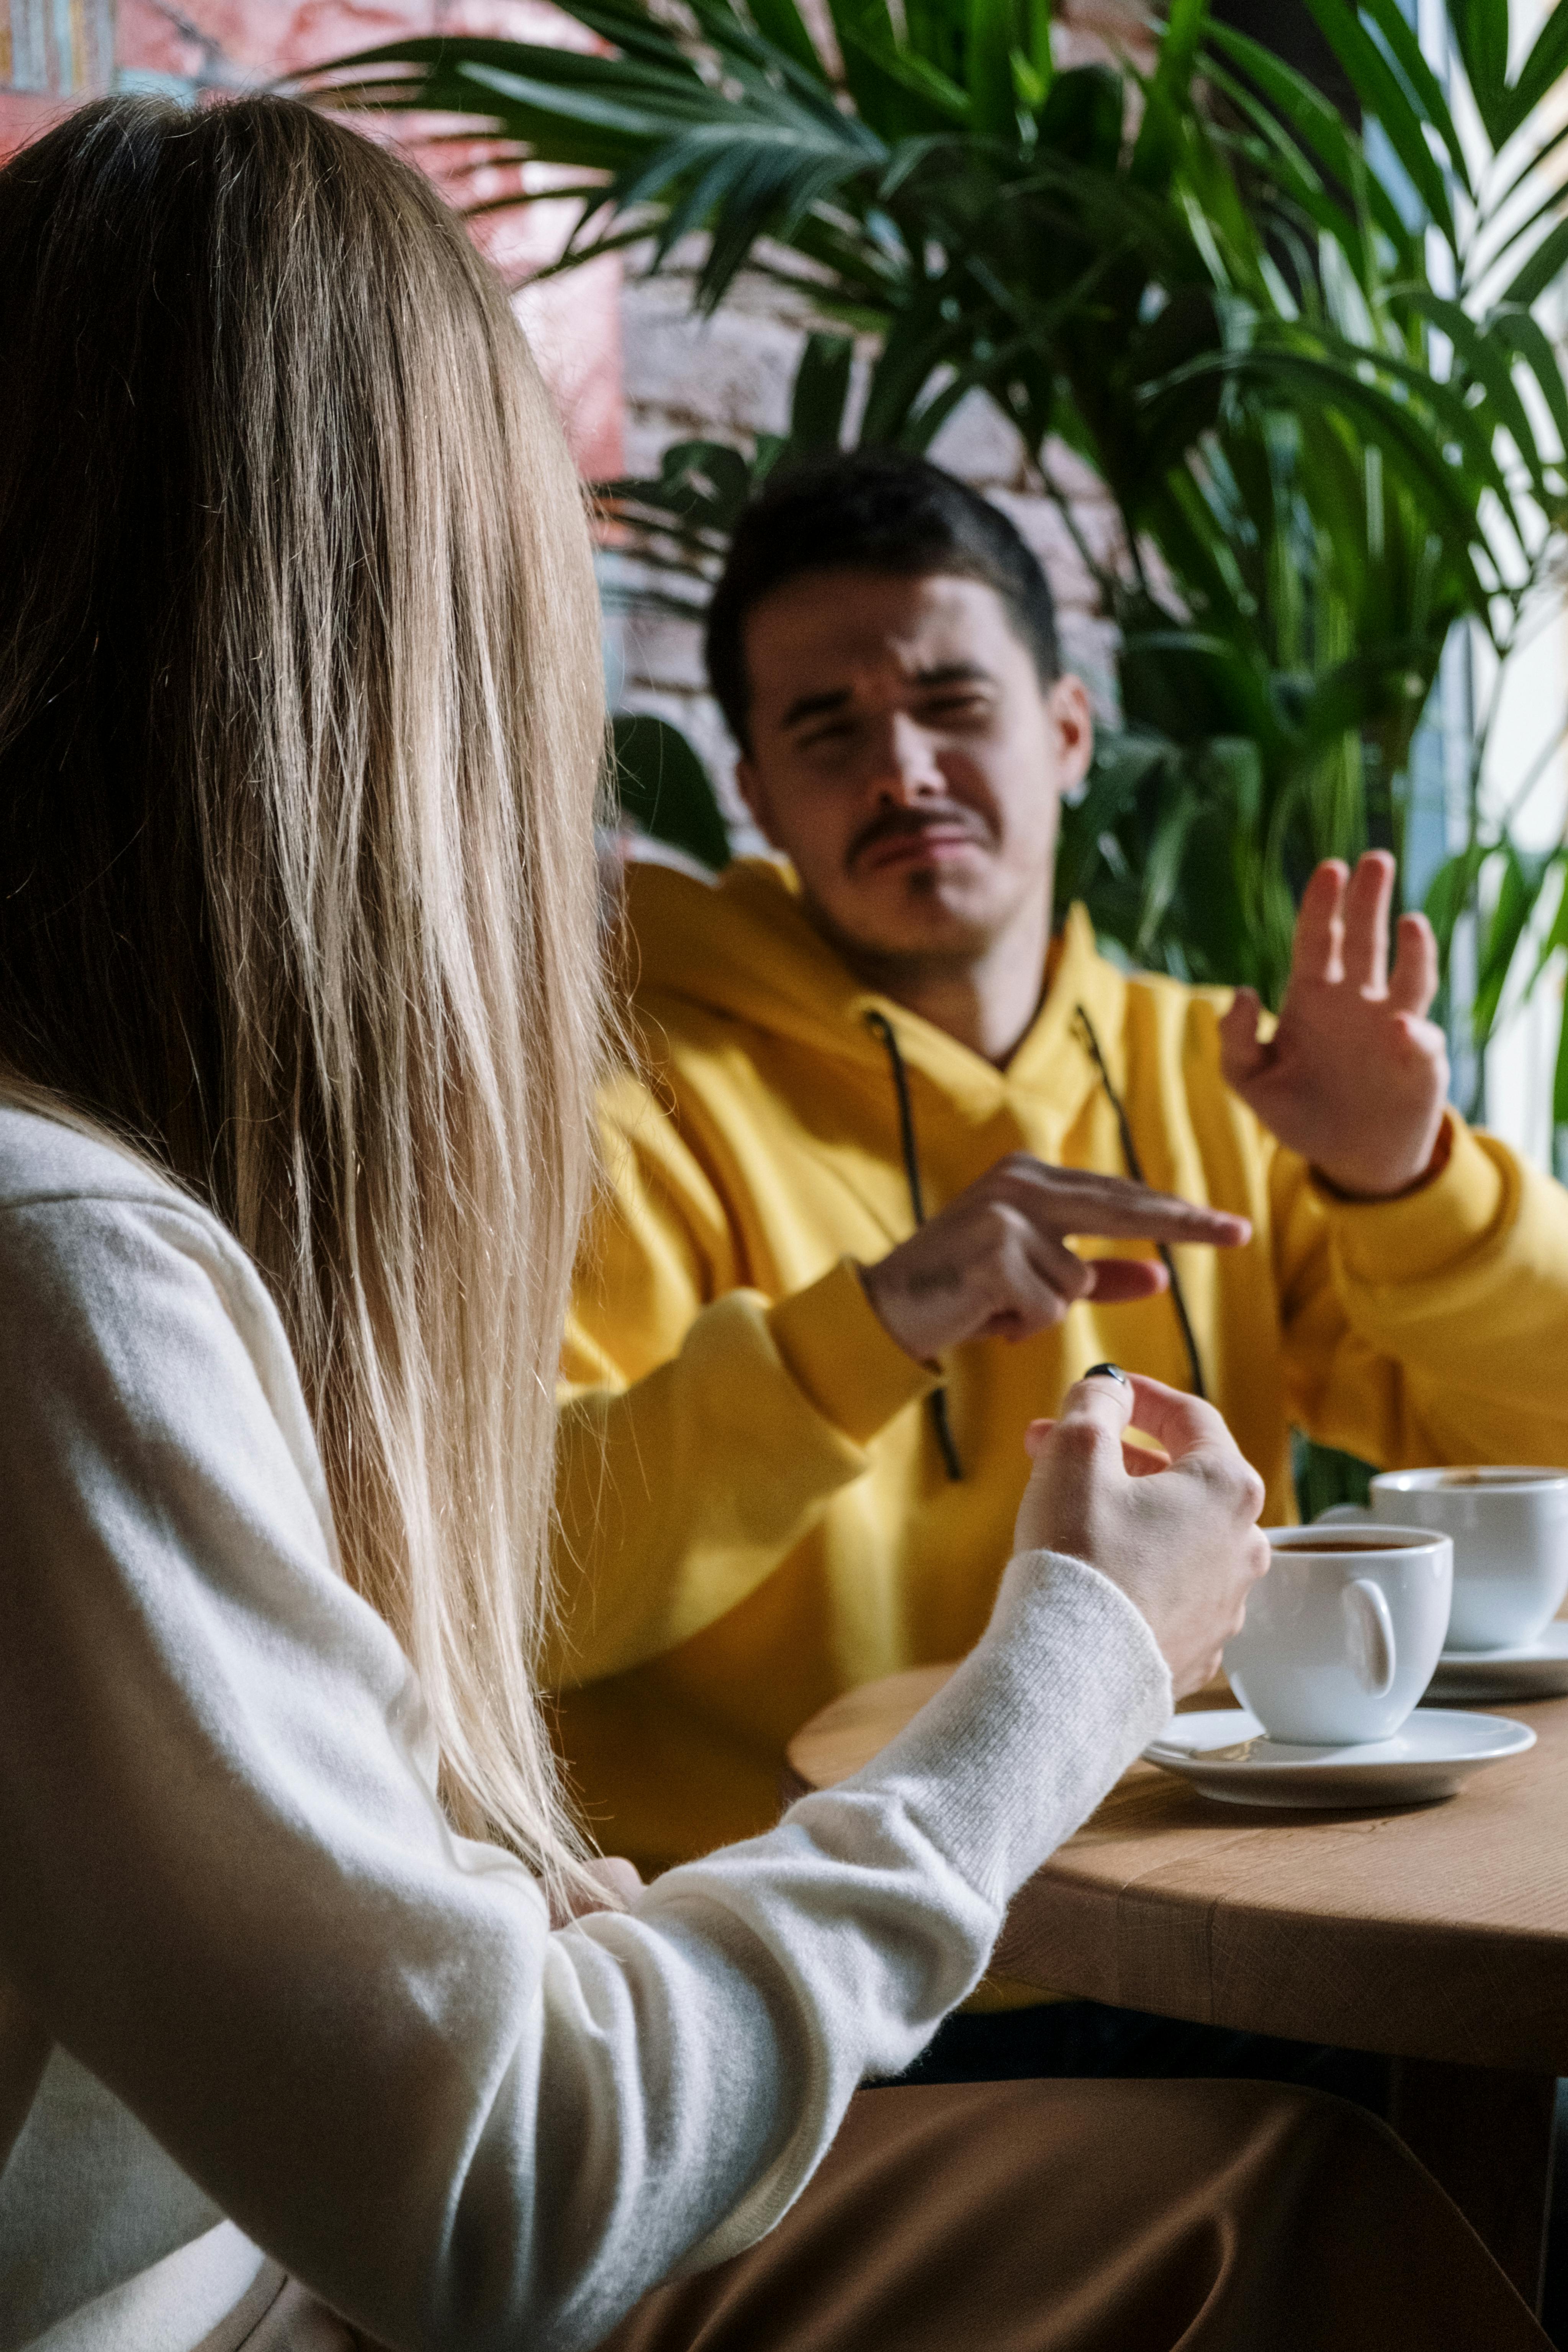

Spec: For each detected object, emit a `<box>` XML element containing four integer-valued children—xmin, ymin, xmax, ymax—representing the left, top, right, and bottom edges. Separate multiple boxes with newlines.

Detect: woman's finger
<box><xmin>1048</xmin><ymin>1366</ymin><xmax>1138</xmax><ymax>1457</ymax></box>
<box><xmin>1118</xmin><ymin>1371</ymin><xmax>1235</xmax><ymax>1463</ymax></box>
<box><xmin>1026</xmin><ymin>1414</ymin><xmax>1170</xmax><ymax>1476</ymax></box>
<box><xmin>1122</xmin><ymin>1434</ymin><xmax>1172</xmax><ymax>1477</ymax></box>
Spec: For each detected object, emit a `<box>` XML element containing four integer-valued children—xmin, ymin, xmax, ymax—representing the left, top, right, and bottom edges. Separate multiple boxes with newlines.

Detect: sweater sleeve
<box><xmin>0</xmin><ymin>1185</ymin><xmax>1170</xmax><ymax>2352</ymax></box>
<box><xmin>552</xmin><ymin>1077</ymin><xmax>932</xmax><ymax>1687</ymax></box>
<box><xmin>1272</xmin><ymin>1113</ymin><xmax>1568</xmax><ymax>1471</ymax></box>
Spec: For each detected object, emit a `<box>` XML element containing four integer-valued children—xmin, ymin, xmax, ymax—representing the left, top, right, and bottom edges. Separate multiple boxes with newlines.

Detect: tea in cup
<box><xmin>1319</xmin><ymin>1468</ymin><xmax>1568</xmax><ymax>1651</ymax></box>
<box><xmin>1224</xmin><ymin>1527</ymin><xmax>1453</xmax><ymax>1745</ymax></box>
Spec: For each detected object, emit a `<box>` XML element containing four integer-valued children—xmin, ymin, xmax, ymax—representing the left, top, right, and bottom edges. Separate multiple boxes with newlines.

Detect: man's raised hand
<box><xmin>1219</xmin><ymin>851</ymin><xmax>1449</xmax><ymax>1198</ymax></box>
<box><xmin>858</xmin><ymin>1156</ymin><xmax>1250</xmax><ymax>1364</ymax></box>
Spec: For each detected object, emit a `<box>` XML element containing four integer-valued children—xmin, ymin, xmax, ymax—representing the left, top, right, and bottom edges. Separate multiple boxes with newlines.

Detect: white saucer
<box><xmin>1143</xmin><ymin>1707</ymin><xmax>1535</xmax><ymax>1809</ymax></box>
<box><xmin>1423</xmin><ymin>1622</ymin><xmax>1568</xmax><ymax>1704</ymax></box>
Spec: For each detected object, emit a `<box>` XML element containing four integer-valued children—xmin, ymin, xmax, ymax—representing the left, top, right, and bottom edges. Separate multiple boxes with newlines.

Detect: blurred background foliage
<box><xmin>320</xmin><ymin>0</ymin><xmax>1568</xmax><ymax>1088</ymax></box>
<box><xmin>317</xmin><ymin>0</ymin><xmax>1568</xmax><ymax>1501</ymax></box>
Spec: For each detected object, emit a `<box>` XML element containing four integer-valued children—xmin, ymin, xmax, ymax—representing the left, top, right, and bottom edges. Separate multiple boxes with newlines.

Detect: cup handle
<box><xmin>1316</xmin><ymin>1503</ymin><xmax>1373</xmax><ymax>1525</ymax></box>
<box><xmin>1344</xmin><ymin>1578</ymin><xmax>1397</xmax><ymax>1699</ymax></box>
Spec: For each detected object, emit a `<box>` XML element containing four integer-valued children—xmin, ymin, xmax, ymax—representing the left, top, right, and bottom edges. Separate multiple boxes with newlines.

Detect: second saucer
<box><xmin>1424</xmin><ymin>1621</ymin><xmax>1568</xmax><ymax>1704</ymax></box>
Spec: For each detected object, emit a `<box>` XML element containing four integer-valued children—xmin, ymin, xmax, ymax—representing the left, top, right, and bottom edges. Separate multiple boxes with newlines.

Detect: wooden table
<box><xmin>785</xmin><ymin>1669</ymin><xmax>1568</xmax><ymax>2311</ymax></box>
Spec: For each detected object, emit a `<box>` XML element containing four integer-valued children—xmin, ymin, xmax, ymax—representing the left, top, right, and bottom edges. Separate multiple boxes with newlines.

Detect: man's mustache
<box><xmin>848</xmin><ymin>806</ymin><xmax>990</xmax><ymax>867</ymax></box>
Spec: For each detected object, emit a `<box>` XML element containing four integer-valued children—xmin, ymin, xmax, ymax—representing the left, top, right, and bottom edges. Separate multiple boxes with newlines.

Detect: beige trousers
<box><xmin>602</xmin><ymin>2079</ymin><xmax>1549</xmax><ymax>2351</ymax></box>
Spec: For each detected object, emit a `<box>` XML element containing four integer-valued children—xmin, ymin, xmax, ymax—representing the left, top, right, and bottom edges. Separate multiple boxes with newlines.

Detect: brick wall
<box><xmin>0</xmin><ymin>0</ymin><xmax>622</xmax><ymax>477</ymax></box>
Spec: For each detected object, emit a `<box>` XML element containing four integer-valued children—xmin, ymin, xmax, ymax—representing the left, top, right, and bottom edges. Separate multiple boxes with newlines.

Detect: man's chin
<box><xmin>809</xmin><ymin>872</ymin><xmax>1007</xmax><ymax>963</ymax></box>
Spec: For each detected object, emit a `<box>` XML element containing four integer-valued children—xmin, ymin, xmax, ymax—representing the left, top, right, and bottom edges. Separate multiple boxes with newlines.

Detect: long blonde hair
<box><xmin>0</xmin><ymin>97</ymin><xmax>605</xmax><ymax>1898</ymax></box>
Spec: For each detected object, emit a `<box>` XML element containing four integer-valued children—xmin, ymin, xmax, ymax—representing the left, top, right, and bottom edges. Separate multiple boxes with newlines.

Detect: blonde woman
<box><xmin>0</xmin><ymin>96</ymin><xmax>1543</xmax><ymax>2352</ymax></box>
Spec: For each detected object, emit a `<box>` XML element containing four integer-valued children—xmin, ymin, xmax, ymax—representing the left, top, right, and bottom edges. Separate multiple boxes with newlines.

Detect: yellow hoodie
<box><xmin>554</xmin><ymin>857</ymin><xmax>1568</xmax><ymax>1877</ymax></box>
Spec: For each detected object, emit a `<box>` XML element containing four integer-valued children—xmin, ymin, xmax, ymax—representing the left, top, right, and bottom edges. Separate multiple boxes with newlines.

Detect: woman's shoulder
<box><xmin>0</xmin><ymin>1100</ymin><xmax>334</xmax><ymax>1562</ymax></box>
<box><xmin>0</xmin><ymin>1099</ymin><xmax>199</xmax><ymax>1218</ymax></box>
<box><xmin>0</xmin><ymin>1100</ymin><xmax>288</xmax><ymax>1385</ymax></box>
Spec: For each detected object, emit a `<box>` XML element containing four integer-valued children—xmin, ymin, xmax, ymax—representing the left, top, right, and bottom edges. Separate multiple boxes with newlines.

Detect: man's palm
<box><xmin>1220</xmin><ymin>852</ymin><xmax>1450</xmax><ymax>1198</ymax></box>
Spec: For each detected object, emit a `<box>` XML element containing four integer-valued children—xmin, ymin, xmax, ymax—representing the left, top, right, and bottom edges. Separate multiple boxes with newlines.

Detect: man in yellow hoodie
<box><xmin>554</xmin><ymin>450</ymin><xmax>1568</xmax><ymax>1904</ymax></box>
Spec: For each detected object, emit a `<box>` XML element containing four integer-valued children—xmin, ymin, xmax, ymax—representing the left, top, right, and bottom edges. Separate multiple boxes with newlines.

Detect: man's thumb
<box><xmin>1219</xmin><ymin>988</ymin><xmax>1267</xmax><ymax>1086</ymax></box>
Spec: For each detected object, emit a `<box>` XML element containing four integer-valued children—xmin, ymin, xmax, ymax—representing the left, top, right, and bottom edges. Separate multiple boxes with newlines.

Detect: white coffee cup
<box><xmin>1319</xmin><ymin>1468</ymin><xmax>1568</xmax><ymax>1651</ymax></box>
<box><xmin>1224</xmin><ymin>1526</ymin><xmax>1453</xmax><ymax>1745</ymax></box>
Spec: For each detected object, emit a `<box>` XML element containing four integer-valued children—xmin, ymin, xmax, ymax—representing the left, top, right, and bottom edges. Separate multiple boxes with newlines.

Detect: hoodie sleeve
<box><xmin>1272</xmin><ymin>1111</ymin><xmax>1568</xmax><ymax>1471</ymax></box>
<box><xmin>552</xmin><ymin>1070</ymin><xmax>934</xmax><ymax>1688</ymax></box>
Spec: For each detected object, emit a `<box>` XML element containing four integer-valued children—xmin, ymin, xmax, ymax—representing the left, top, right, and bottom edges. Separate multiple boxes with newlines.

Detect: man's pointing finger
<box><xmin>991</xmin><ymin>1164</ymin><xmax>1250</xmax><ymax>1249</ymax></box>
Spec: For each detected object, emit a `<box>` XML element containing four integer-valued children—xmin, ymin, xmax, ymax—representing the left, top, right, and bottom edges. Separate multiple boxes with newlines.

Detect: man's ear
<box><xmin>1046</xmin><ymin>674</ymin><xmax>1095</xmax><ymax>798</ymax></box>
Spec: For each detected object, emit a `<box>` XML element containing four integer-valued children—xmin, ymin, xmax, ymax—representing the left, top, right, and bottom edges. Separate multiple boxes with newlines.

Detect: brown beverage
<box><xmin>1439</xmin><ymin>1470</ymin><xmax>1558</xmax><ymax>1488</ymax></box>
<box><xmin>1272</xmin><ymin>1534</ymin><xmax>1428</xmax><ymax>1553</ymax></box>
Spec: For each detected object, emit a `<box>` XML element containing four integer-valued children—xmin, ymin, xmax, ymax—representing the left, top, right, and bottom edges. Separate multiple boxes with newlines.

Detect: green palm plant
<box><xmin>314</xmin><ymin>0</ymin><xmax>1568</xmax><ymax>1087</ymax></box>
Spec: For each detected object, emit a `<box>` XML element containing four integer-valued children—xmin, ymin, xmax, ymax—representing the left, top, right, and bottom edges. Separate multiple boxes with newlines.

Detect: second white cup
<box><xmin>1319</xmin><ymin>1468</ymin><xmax>1568</xmax><ymax>1651</ymax></box>
<box><xmin>1224</xmin><ymin>1526</ymin><xmax>1453</xmax><ymax>1745</ymax></box>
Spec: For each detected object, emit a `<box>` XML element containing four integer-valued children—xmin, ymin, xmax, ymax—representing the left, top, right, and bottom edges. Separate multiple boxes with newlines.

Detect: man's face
<box><xmin>735</xmin><ymin>569</ymin><xmax>1093</xmax><ymax>962</ymax></box>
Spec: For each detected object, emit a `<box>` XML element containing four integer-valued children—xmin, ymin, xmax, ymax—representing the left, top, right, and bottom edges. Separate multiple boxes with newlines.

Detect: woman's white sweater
<box><xmin>0</xmin><ymin>1106</ymin><xmax>1170</xmax><ymax>2352</ymax></box>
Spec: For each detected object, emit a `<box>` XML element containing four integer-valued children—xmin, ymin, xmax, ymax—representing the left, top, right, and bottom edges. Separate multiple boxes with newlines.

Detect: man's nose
<box><xmin>869</xmin><ymin>712</ymin><xmax>945</xmax><ymax>802</ymax></box>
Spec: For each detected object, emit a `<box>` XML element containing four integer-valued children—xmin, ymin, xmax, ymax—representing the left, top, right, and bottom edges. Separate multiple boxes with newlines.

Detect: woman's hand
<box><xmin>1015</xmin><ymin>1368</ymin><xmax>1268</xmax><ymax>1697</ymax></box>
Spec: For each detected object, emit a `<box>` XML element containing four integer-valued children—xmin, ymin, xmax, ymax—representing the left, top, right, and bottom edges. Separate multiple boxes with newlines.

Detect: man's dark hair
<box><xmin>704</xmin><ymin>447</ymin><xmax>1061</xmax><ymax>753</ymax></box>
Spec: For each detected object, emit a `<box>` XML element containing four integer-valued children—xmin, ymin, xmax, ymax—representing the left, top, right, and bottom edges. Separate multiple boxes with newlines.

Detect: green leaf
<box><xmin>1554</xmin><ymin>985</ymin><xmax>1568</xmax><ymax>1128</ymax></box>
<box><xmin>1447</xmin><ymin>0</ymin><xmax>1512</xmax><ymax>149</ymax></box>
<box><xmin>1499</xmin><ymin>215</ymin><xmax>1568</xmax><ymax>311</ymax></box>
<box><xmin>1135</xmin><ymin>784</ymin><xmax>1205</xmax><ymax>957</ymax></box>
<box><xmin>1503</xmin><ymin>0</ymin><xmax>1568</xmax><ymax>145</ymax></box>
<box><xmin>1521</xmin><ymin>856</ymin><xmax>1568</xmax><ymax>1000</ymax></box>
<box><xmin>1054</xmin><ymin>730</ymin><xmax>1173</xmax><ymax>908</ymax></box>
<box><xmin>964</xmin><ymin>0</ymin><xmax>1019</xmax><ymax>139</ymax></box>
<box><xmin>1471</xmin><ymin>841</ymin><xmax>1557</xmax><ymax>1046</ymax></box>
<box><xmin>1299</xmin><ymin>0</ymin><xmax>1455</xmax><ymax>244</ymax></box>
<box><xmin>1401</xmin><ymin>289</ymin><xmax>1545</xmax><ymax>496</ymax></box>
<box><xmin>1424</xmin><ymin>846</ymin><xmax>1488</xmax><ymax>956</ymax></box>
<box><xmin>612</xmin><ymin>714</ymin><xmax>732</xmax><ymax>869</ymax></box>
<box><xmin>1352</xmin><ymin>0</ymin><xmax>1471</xmax><ymax>193</ymax></box>
<box><xmin>1202</xmin><ymin>28</ymin><xmax>1415</xmax><ymax>260</ymax></box>
<box><xmin>1131</xmin><ymin>0</ymin><xmax>1203</xmax><ymax>191</ymax></box>
<box><xmin>744</xmin><ymin>0</ymin><xmax>829</xmax><ymax>83</ymax></box>
<box><xmin>789</xmin><ymin>331</ymin><xmax>857</xmax><ymax>447</ymax></box>
<box><xmin>826</xmin><ymin>0</ymin><xmax>925</xmax><ymax>135</ymax></box>
<box><xmin>838</xmin><ymin>31</ymin><xmax>970</xmax><ymax>124</ymax></box>
<box><xmin>1037</xmin><ymin>63</ymin><xmax>1124</xmax><ymax>172</ymax></box>
<box><xmin>1024</xmin><ymin>0</ymin><xmax>1052</xmax><ymax>92</ymax></box>
<box><xmin>1498</xmin><ymin>308</ymin><xmax>1568</xmax><ymax>471</ymax></box>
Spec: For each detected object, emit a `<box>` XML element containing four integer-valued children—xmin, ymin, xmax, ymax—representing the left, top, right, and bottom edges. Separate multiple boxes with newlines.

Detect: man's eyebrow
<box><xmin>913</xmin><ymin>662</ymin><xmax>995</xmax><ymax>689</ymax></box>
<box><xmin>781</xmin><ymin>662</ymin><xmax>995</xmax><ymax>730</ymax></box>
<box><xmin>782</xmin><ymin>687</ymin><xmax>853</xmax><ymax>728</ymax></box>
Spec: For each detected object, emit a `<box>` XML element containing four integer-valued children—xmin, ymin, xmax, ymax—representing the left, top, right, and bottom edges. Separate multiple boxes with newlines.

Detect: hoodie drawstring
<box><xmin>863</xmin><ymin>1010</ymin><xmax>964</xmax><ymax>1481</ymax></box>
<box><xmin>1073</xmin><ymin>1006</ymin><xmax>1208</xmax><ymax>1401</ymax></box>
<box><xmin>864</xmin><ymin>1004</ymin><xmax>1209</xmax><ymax>1462</ymax></box>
